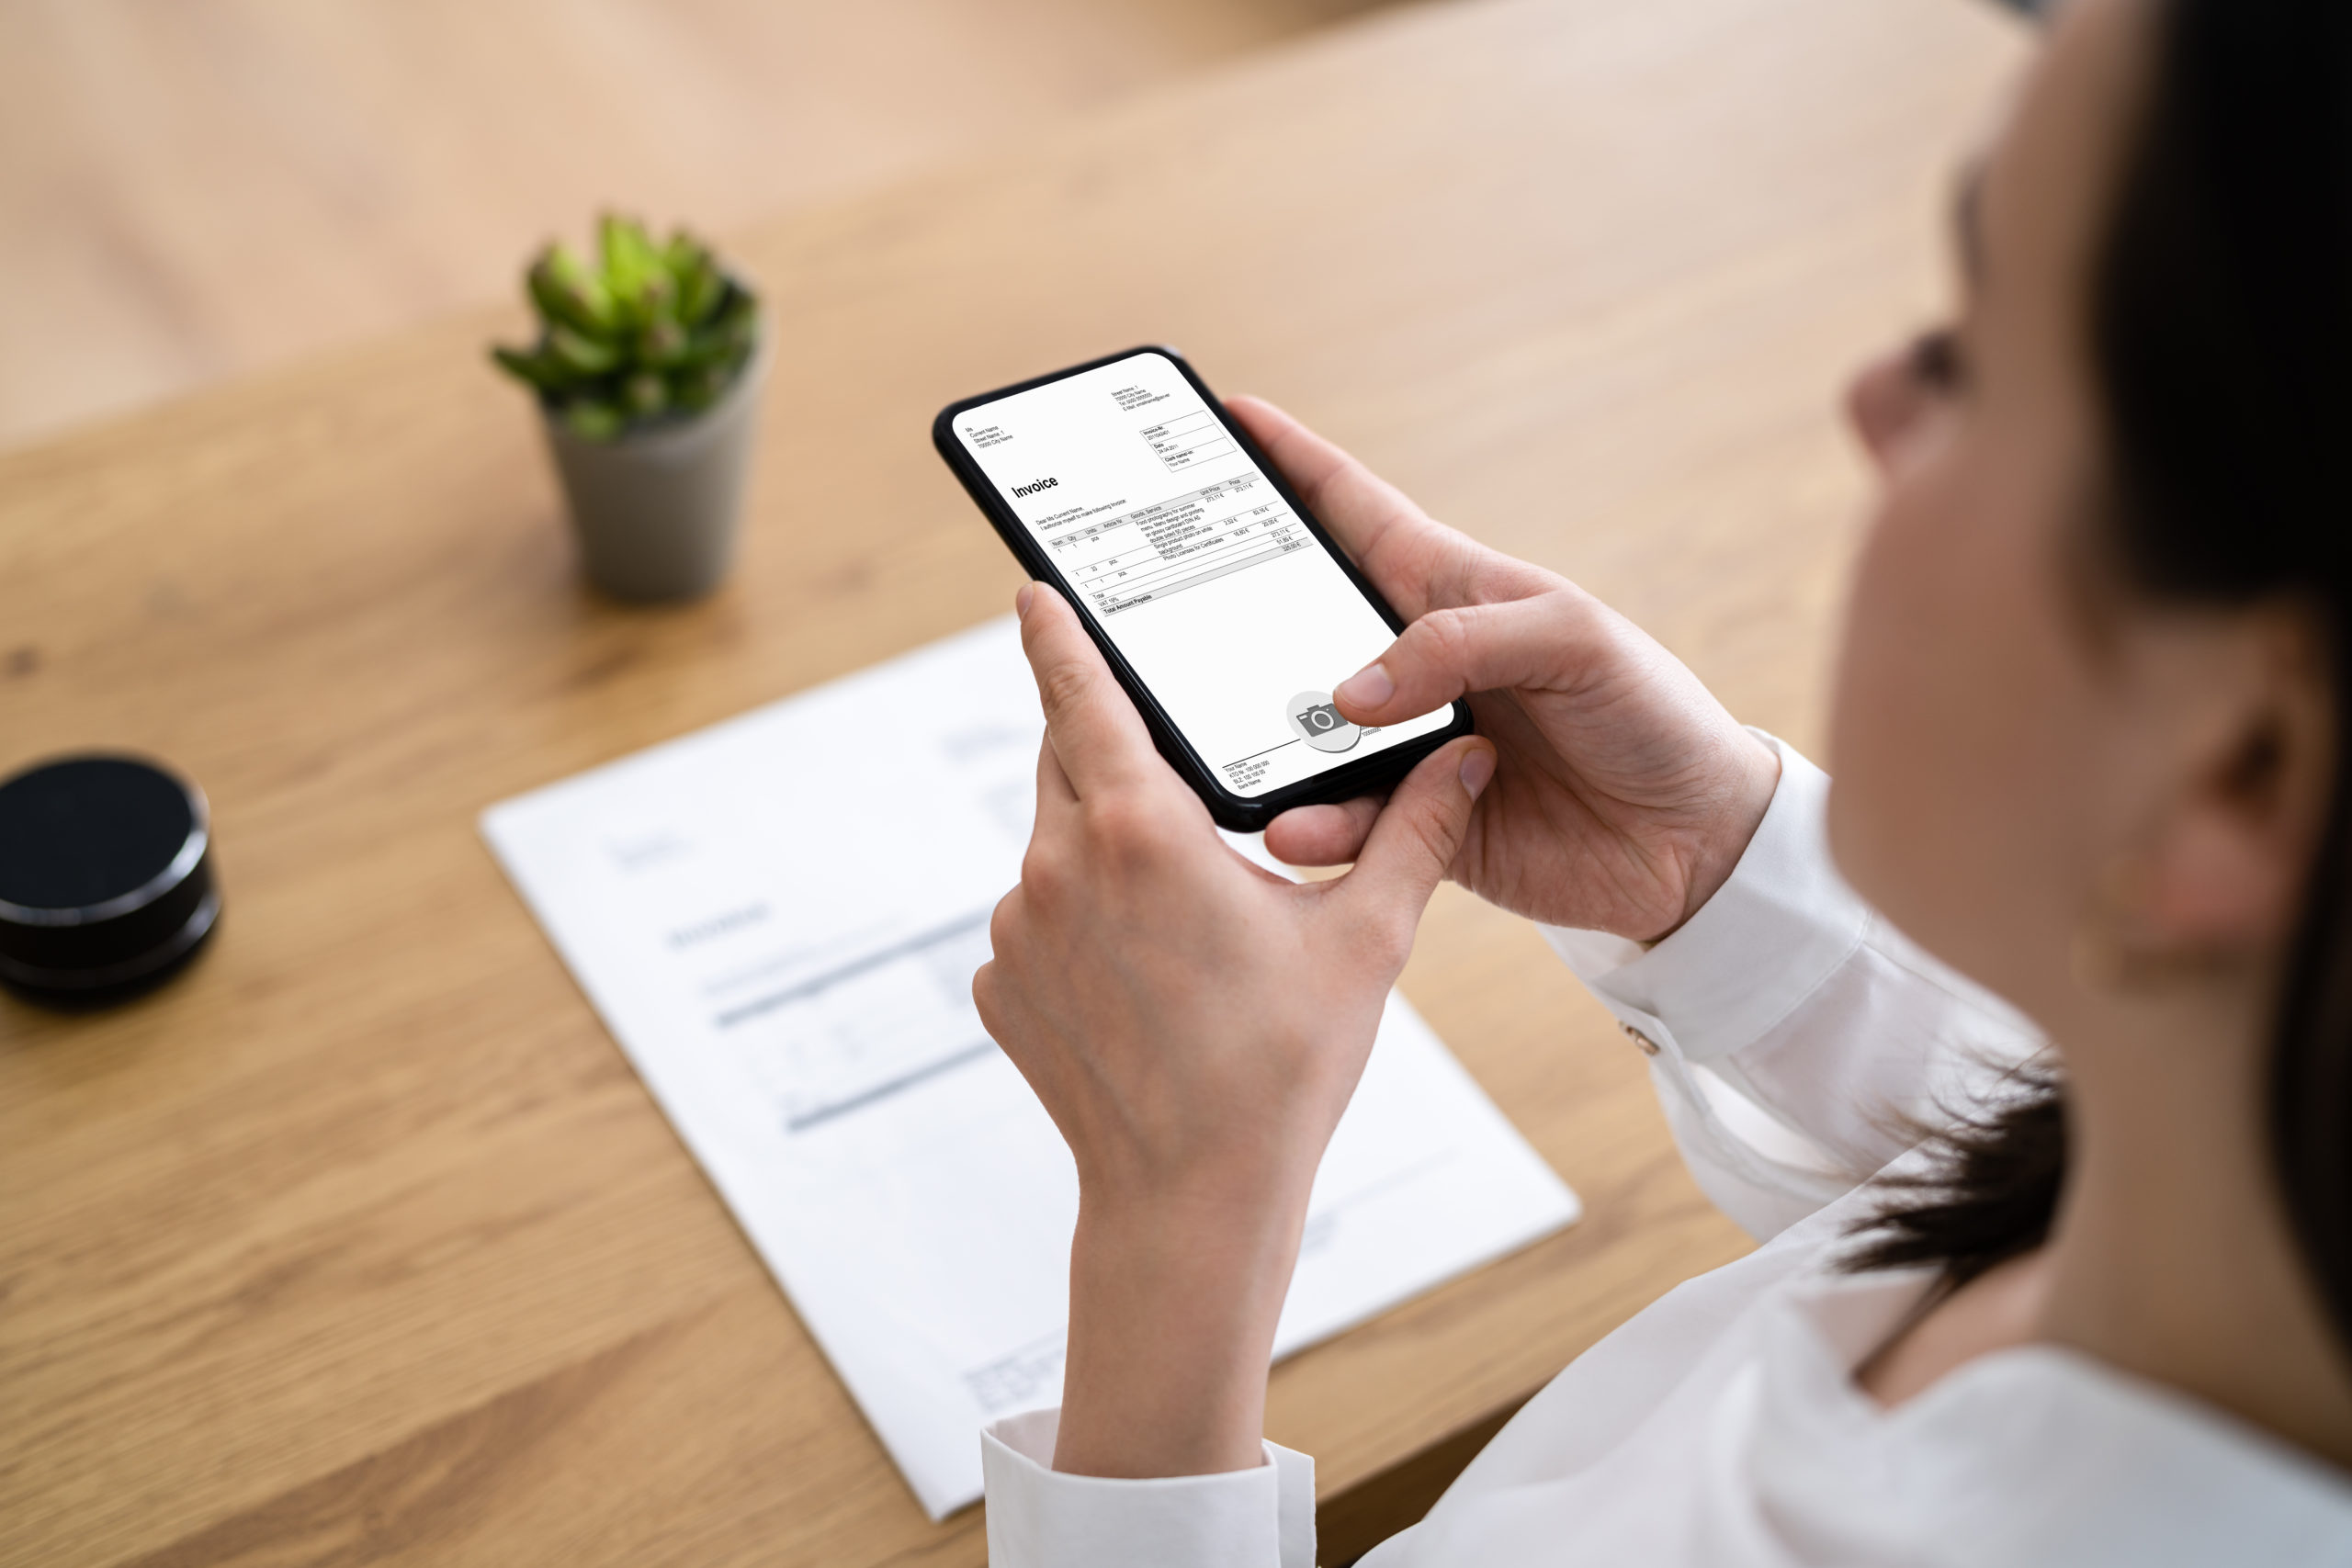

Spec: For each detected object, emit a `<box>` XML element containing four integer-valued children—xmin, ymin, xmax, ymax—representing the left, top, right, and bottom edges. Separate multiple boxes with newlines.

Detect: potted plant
<box><xmin>492</xmin><ymin>215</ymin><xmax>766</xmax><ymax>602</ymax></box>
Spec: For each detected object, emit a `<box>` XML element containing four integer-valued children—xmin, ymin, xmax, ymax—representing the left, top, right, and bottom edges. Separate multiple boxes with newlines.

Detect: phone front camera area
<box><xmin>952</xmin><ymin>352</ymin><xmax>1454</xmax><ymax>799</ymax></box>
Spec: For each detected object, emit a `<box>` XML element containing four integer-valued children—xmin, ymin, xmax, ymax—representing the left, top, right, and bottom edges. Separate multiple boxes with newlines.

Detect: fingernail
<box><xmin>1335</xmin><ymin>662</ymin><xmax>1395</xmax><ymax>710</ymax></box>
<box><xmin>1016</xmin><ymin>581</ymin><xmax>1036</xmax><ymax>618</ymax></box>
<box><xmin>1459</xmin><ymin>745</ymin><xmax>1495</xmax><ymax>800</ymax></box>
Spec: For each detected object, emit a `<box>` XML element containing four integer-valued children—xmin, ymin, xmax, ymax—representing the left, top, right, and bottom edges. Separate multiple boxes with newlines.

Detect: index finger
<box><xmin>1225</xmin><ymin>395</ymin><xmax>1455</xmax><ymax>619</ymax></box>
<box><xmin>1015</xmin><ymin>581</ymin><xmax>1161</xmax><ymax>796</ymax></box>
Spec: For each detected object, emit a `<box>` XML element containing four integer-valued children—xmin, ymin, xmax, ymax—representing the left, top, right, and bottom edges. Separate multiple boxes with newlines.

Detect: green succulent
<box><xmin>491</xmin><ymin>214</ymin><xmax>759</xmax><ymax>442</ymax></box>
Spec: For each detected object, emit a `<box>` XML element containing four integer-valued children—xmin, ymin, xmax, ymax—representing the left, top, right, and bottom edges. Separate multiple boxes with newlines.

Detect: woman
<box><xmin>972</xmin><ymin>0</ymin><xmax>2352</xmax><ymax>1559</ymax></box>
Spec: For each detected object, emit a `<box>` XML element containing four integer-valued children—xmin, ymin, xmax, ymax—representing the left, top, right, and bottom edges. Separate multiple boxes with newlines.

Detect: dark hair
<box><xmin>1848</xmin><ymin>0</ymin><xmax>2352</xmax><ymax>1333</ymax></box>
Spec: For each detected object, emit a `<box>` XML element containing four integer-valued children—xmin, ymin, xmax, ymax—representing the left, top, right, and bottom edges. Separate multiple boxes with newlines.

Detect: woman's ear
<box><xmin>2130</xmin><ymin>614</ymin><xmax>2335</xmax><ymax>958</ymax></box>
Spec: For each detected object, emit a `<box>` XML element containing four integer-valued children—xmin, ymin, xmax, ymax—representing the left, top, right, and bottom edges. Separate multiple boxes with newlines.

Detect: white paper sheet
<box><xmin>481</xmin><ymin>616</ymin><xmax>1578</xmax><ymax>1518</ymax></box>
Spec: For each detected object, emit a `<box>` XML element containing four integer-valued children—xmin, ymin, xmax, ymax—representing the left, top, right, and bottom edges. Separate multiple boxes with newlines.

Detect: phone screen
<box><xmin>946</xmin><ymin>351</ymin><xmax>1454</xmax><ymax>800</ymax></box>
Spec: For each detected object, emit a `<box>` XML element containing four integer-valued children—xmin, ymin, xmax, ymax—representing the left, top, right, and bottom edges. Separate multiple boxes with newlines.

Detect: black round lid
<box><xmin>0</xmin><ymin>754</ymin><xmax>220</xmax><ymax>1003</ymax></box>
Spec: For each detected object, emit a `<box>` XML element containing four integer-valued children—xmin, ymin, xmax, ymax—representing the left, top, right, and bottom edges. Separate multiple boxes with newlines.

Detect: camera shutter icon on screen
<box><xmin>1286</xmin><ymin>690</ymin><xmax>1363</xmax><ymax>753</ymax></box>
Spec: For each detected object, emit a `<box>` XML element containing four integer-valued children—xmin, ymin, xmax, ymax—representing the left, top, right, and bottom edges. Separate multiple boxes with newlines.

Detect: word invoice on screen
<box><xmin>953</xmin><ymin>353</ymin><xmax>1453</xmax><ymax>798</ymax></box>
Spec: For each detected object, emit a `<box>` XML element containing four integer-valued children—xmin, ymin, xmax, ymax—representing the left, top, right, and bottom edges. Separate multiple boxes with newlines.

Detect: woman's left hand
<box><xmin>975</xmin><ymin>581</ymin><xmax>1494</xmax><ymax>1480</ymax></box>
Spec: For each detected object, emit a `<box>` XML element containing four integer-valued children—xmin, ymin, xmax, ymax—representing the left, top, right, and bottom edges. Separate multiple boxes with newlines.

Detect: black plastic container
<box><xmin>0</xmin><ymin>754</ymin><xmax>220</xmax><ymax>1007</ymax></box>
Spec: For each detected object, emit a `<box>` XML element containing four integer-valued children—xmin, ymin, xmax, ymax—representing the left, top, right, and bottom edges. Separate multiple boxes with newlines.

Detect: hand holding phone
<box><xmin>934</xmin><ymin>347</ymin><xmax>1474</xmax><ymax>830</ymax></box>
<box><xmin>1228</xmin><ymin>393</ymin><xmax>1786</xmax><ymax>943</ymax></box>
<box><xmin>976</xmin><ymin>573</ymin><xmax>1493</xmax><ymax>1480</ymax></box>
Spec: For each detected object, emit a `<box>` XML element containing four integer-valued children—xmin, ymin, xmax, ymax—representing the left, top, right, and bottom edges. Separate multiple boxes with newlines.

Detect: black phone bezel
<box><xmin>932</xmin><ymin>344</ymin><xmax>1474</xmax><ymax>832</ymax></box>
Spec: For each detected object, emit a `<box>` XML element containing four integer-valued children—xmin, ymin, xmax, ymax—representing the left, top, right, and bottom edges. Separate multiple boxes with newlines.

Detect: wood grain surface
<box><xmin>0</xmin><ymin>0</ymin><xmax>2025</xmax><ymax>1562</ymax></box>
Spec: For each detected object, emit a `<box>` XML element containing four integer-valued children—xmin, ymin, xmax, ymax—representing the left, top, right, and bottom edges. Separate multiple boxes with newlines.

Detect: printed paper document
<box><xmin>481</xmin><ymin>616</ymin><xmax>1579</xmax><ymax>1517</ymax></box>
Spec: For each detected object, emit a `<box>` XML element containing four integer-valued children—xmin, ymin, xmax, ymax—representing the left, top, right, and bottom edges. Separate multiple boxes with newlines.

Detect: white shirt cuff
<box><xmin>1540</xmin><ymin>730</ymin><xmax>1868</xmax><ymax>1066</ymax></box>
<box><xmin>1540</xmin><ymin>732</ymin><xmax>1873</xmax><ymax>1236</ymax></box>
<box><xmin>982</xmin><ymin>1408</ymin><xmax>1317</xmax><ymax>1568</ymax></box>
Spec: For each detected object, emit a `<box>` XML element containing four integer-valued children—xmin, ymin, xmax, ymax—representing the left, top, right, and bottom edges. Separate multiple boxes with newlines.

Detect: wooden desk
<box><xmin>0</xmin><ymin>0</ymin><xmax>2022</xmax><ymax>1562</ymax></box>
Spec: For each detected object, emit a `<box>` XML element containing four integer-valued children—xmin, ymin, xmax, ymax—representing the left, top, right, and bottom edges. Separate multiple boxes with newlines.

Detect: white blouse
<box><xmin>979</xmin><ymin>739</ymin><xmax>2352</xmax><ymax>1565</ymax></box>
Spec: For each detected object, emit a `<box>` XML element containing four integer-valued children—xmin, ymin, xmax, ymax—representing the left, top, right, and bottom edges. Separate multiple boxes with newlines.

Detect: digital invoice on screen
<box><xmin>933</xmin><ymin>348</ymin><xmax>1472</xmax><ymax>830</ymax></box>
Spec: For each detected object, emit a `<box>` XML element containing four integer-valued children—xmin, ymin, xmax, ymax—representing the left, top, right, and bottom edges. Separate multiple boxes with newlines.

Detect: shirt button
<box><xmin>1621</xmin><ymin>1023</ymin><xmax>1661</xmax><ymax>1056</ymax></box>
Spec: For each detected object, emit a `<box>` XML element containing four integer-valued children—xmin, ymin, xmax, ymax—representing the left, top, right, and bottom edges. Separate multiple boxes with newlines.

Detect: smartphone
<box><xmin>933</xmin><ymin>346</ymin><xmax>1473</xmax><ymax>831</ymax></box>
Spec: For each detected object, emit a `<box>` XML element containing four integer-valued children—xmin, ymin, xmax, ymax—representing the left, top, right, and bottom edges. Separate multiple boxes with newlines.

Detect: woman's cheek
<box><xmin>1826</xmin><ymin>468</ymin><xmax>1987</xmax><ymax>944</ymax></box>
<box><xmin>1830</xmin><ymin>421</ymin><xmax>2092</xmax><ymax>1002</ymax></box>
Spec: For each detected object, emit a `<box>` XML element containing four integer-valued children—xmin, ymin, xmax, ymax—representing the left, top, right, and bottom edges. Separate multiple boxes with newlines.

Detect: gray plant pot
<box><xmin>540</xmin><ymin>333</ymin><xmax>770</xmax><ymax>603</ymax></box>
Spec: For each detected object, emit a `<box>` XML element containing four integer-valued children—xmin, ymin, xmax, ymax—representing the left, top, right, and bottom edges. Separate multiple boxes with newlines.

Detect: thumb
<box><xmin>1331</xmin><ymin>592</ymin><xmax>1597</xmax><ymax>728</ymax></box>
<box><xmin>1338</xmin><ymin>738</ymin><xmax>1495</xmax><ymax>941</ymax></box>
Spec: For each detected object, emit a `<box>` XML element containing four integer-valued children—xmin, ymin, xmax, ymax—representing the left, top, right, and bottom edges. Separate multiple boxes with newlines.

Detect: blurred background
<box><xmin>0</xmin><ymin>0</ymin><xmax>2043</xmax><ymax>457</ymax></box>
<box><xmin>0</xmin><ymin>0</ymin><xmax>1396</xmax><ymax>452</ymax></box>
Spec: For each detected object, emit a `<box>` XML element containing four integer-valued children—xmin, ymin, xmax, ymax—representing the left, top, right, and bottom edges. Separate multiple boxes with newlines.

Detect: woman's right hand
<box><xmin>1231</xmin><ymin>396</ymin><xmax>1781</xmax><ymax>944</ymax></box>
